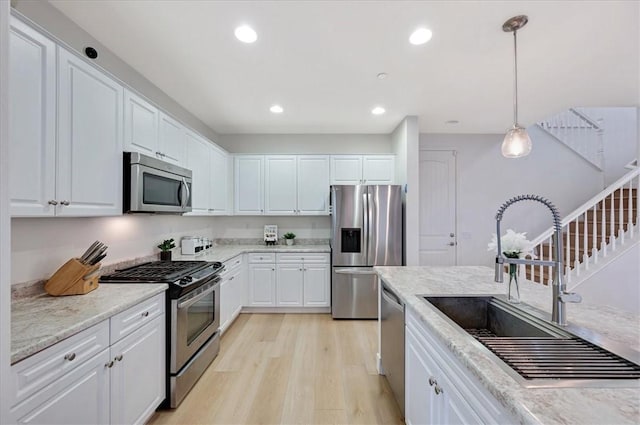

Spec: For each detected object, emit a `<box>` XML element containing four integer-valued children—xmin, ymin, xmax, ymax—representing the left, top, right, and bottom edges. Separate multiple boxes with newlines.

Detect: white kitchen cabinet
<box><xmin>209</xmin><ymin>144</ymin><xmax>229</xmax><ymax>214</ymax></box>
<box><xmin>57</xmin><ymin>47</ymin><xmax>123</xmax><ymax>216</ymax></box>
<box><xmin>330</xmin><ymin>155</ymin><xmax>395</xmax><ymax>185</ymax></box>
<box><xmin>404</xmin><ymin>308</ymin><xmax>511</xmax><ymax>425</ymax></box>
<box><xmin>248</xmin><ymin>263</ymin><xmax>276</xmax><ymax>306</ymax></box>
<box><xmin>265</xmin><ymin>155</ymin><xmax>297</xmax><ymax>215</ymax></box>
<box><xmin>276</xmin><ymin>264</ymin><xmax>304</xmax><ymax>306</ymax></box>
<box><xmin>109</xmin><ymin>316</ymin><xmax>165</xmax><ymax>425</ymax></box>
<box><xmin>186</xmin><ymin>131</ymin><xmax>211</xmax><ymax>214</ymax></box>
<box><xmin>302</xmin><ymin>263</ymin><xmax>330</xmax><ymax>306</ymax></box>
<box><xmin>158</xmin><ymin>112</ymin><xmax>186</xmax><ymax>166</ymax></box>
<box><xmin>297</xmin><ymin>155</ymin><xmax>330</xmax><ymax>215</ymax></box>
<box><xmin>124</xmin><ymin>89</ymin><xmax>158</xmax><ymax>158</ymax></box>
<box><xmin>220</xmin><ymin>255</ymin><xmax>245</xmax><ymax>334</ymax></box>
<box><xmin>234</xmin><ymin>155</ymin><xmax>265</xmax><ymax>215</ymax></box>
<box><xmin>8</xmin><ymin>17</ymin><xmax>56</xmax><ymax>216</ymax></box>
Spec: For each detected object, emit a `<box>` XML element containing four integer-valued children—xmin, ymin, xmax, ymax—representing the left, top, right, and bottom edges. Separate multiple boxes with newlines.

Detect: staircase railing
<box><xmin>525</xmin><ymin>166</ymin><xmax>639</xmax><ymax>285</ymax></box>
<box><xmin>537</xmin><ymin>108</ymin><xmax>604</xmax><ymax>170</ymax></box>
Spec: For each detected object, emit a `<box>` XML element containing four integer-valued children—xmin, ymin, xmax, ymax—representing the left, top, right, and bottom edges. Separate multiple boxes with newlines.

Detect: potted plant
<box><xmin>283</xmin><ymin>232</ymin><xmax>296</xmax><ymax>246</ymax></box>
<box><xmin>158</xmin><ymin>238</ymin><xmax>176</xmax><ymax>261</ymax></box>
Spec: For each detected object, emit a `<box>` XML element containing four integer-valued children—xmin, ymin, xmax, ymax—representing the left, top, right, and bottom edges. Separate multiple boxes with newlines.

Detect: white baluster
<box><xmin>602</xmin><ymin>198</ymin><xmax>608</xmax><ymax>257</ymax></box>
<box><xmin>574</xmin><ymin>216</ymin><xmax>580</xmax><ymax>276</ymax></box>
<box><xmin>619</xmin><ymin>183</ymin><xmax>625</xmax><ymax>244</ymax></box>
<box><xmin>592</xmin><ymin>203</ymin><xmax>598</xmax><ymax>262</ymax></box>
<box><xmin>583</xmin><ymin>210</ymin><xmax>589</xmax><ymax>269</ymax></box>
<box><xmin>610</xmin><ymin>189</ymin><xmax>617</xmax><ymax>252</ymax></box>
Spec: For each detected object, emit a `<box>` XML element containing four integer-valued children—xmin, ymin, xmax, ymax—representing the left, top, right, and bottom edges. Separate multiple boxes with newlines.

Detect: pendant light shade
<box><xmin>502</xmin><ymin>15</ymin><xmax>531</xmax><ymax>158</ymax></box>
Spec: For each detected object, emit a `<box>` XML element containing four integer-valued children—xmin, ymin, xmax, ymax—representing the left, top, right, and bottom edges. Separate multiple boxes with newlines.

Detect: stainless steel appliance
<box><xmin>330</xmin><ymin>185</ymin><xmax>402</xmax><ymax>319</ymax></box>
<box><xmin>100</xmin><ymin>260</ymin><xmax>224</xmax><ymax>408</ymax></box>
<box><xmin>380</xmin><ymin>281</ymin><xmax>405</xmax><ymax>414</ymax></box>
<box><xmin>124</xmin><ymin>152</ymin><xmax>192</xmax><ymax>214</ymax></box>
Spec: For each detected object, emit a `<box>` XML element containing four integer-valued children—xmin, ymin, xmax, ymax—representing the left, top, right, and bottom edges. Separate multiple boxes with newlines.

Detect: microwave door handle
<box><xmin>180</xmin><ymin>178</ymin><xmax>190</xmax><ymax>209</ymax></box>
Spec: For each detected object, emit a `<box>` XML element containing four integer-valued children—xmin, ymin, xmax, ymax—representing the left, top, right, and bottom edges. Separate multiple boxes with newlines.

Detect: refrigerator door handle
<box><xmin>334</xmin><ymin>268</ymin><xmax>378</xmax><ymax>275</ymax></box>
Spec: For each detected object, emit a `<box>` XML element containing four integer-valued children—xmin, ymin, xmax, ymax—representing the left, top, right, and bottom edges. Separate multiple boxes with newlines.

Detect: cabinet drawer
<box><xmin>11</xmin><ymin>320</ymin><xmax>109</xmax><ymax>407</ymax></box>
<box><xmin>110</xmin><ymin>293</ymin><xmax>165</xmax><ymax>344</ymax></box>
<box><xmin>221</xmin><ymin>255</ymin><xmax>244</xmax><ymax>276</ymax></box>
<box><xmin>276</xmin><ymin>253</ymin><xmax>329</xmax><ymax>264</ymax></box>
<box><xmin>248</xmin><ymin>253</ymin><xmax>275</xmax><ymax>263</ymax></box>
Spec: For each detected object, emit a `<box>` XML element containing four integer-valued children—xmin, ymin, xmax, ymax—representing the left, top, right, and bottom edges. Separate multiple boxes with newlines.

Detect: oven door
<box><xmin>171</xmin><ymin>278</ymin><xmax>220</xmax><ymax>374</ymax></box>
<box><xmin>129</xmin><ymin>163</ymin><xmax>192</xmax><ymax>213</ymax></box>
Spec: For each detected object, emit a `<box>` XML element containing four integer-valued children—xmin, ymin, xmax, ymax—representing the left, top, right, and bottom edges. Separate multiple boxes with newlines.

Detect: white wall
<box><xmin>219</xmin><ymin>134</ymin><xmax>391</xmax><ymax>154</ymax></box>
<box><xmin>570</xmin><ymin>242</ymin><xmax>640</xmax><ymax>314</ymax></box>
<box><xmin>420</xmin><ymin>127</ymin><xmax>604</xmax><ymax>266</ymax></box>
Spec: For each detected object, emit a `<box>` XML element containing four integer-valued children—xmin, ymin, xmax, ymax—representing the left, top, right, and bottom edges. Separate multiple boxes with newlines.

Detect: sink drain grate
<box><xmin>466</xmin><ymin>329</ymin><xmax>640</xmax><ymax>380</ymax></box>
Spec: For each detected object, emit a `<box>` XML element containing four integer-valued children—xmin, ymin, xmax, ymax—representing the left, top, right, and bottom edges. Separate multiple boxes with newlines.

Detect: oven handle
<box><xmin>177</xmin><ymin>281</ymin><xmax>219</xmax><ymax>309</ymax></box>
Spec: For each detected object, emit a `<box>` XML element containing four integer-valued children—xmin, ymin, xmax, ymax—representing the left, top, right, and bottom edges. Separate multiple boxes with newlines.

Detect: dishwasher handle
<box><xmin>381</xmin><ymin>284</ymin><xmax>403</xmax><ymax>308</ymax></box>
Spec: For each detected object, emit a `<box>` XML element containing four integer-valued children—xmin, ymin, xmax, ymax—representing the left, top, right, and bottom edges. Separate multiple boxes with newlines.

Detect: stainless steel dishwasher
<box><xmin>380</xmin><ymin>281</ymin><xmax>405</xmax><ymax>414</ymax></box>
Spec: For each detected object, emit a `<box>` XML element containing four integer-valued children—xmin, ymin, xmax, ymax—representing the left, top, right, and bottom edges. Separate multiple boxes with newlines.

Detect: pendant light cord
<box><xmin>513</xmin><ymin>29</ymin><xmax>519</xmax><ymax>126</ymax></box>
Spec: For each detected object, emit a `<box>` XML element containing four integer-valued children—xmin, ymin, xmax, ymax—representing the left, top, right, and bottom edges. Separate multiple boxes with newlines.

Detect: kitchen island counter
<box><xmin>375</xmin><ymin>265</ymin><xmax>640</xmax><ymax>425</ymax></box>
<box><xmin>12</xmin><ymin>283</ymin><xmax>167</xmax><ymax>364</ymax></box>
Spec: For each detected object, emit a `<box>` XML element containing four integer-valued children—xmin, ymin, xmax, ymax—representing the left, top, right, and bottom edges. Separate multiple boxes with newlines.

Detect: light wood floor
<box><xmin>148</xmin><ymin>313</ymin><xmax>403</xmax><ymax>425</ymax></box>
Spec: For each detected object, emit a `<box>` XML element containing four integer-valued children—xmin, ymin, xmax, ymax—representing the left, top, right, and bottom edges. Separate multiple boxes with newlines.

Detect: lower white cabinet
<box><xmin>248</xmin><ymin>263</ymin><xmax>277</xmax><ymax>306</ymax></box>
<box><xmin>276</xmin><ymin>264</ymin><xmax>304</xmax><ymax>306</ymax></box>
<box><xmin>220</xmin><ymin>255</ymin><xmax>246</xmax><ymax>333</ymax></box>
<box><xmin>10</xmin><ymin>293</ymin><xmax>166</xmax><ymax>425</ymax></box>
<box><xmin>302</xmin><ymin>263</ymin><xmax>330</xmax><ymax>307</ymax></box>
<box><xmin>405</xmin><ymin>308</ymin><xmax>512</xmax><ymax>425</ymax></box>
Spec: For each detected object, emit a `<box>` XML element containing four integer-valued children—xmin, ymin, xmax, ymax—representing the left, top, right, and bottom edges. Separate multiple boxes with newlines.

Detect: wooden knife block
<box><xmin>45</xmin><ymin>258</ymin><xmax>101</xmax><ymax>296</ymax></box>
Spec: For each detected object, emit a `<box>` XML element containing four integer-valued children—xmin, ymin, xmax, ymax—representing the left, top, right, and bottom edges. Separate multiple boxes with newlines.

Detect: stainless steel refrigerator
<box><xmin>331</xmin><ymin>185</ymin><xmax>403</xmax><ymax>319</ymax></box>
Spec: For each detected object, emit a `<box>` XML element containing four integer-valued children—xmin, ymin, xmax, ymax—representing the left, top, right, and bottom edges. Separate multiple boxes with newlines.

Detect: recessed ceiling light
<box><xmin>377</xmin><ymin>72</ymin><xmax>388</xmax><ymax>80</ymax></box>
<box><xmin>270</xmin><ymin>104</ymin><xmax>283</xmax><ymax>114</ymax></box>
<box><xmin>235</xmin><ymin>25</ymin><xmax>257</xmax><ymax>43</ymax></box>
<box><xmin>409</xmin><ymin>27</ymin><xmax>433</xmax><ymax>45</ymax></box>
<box><xmin>371</xmin><ymin>106</ymin><xmax>386</xmax><ymax>115</ymax></box>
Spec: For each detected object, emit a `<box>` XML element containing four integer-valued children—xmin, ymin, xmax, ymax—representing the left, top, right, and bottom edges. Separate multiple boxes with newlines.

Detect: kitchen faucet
<box><xmin>494</xmin><ymin>194</ymin><xmax>581</xmax><ymax>326</ymax></box>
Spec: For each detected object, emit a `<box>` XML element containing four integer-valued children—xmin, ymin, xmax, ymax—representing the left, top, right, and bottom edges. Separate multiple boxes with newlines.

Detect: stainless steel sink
<box><xmin>422</xmin><ymin>295</ymin><xmax>640</xmax><ymax>388</ymax></box>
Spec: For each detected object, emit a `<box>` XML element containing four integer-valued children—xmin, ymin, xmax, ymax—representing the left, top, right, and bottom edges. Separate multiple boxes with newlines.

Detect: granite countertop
<box><xmin>374</xmin><ymin>266</ymin><xmax>640</xmax><ymax>425</ymax></box>
<box><xmin>11</xmin><ymin>283</ymin><xmax>167</xmax><ymax>364</ymax></box>
<box><xmin>172</xmin><ymin>244</ymin><xmax>331</xmax><ymax>263</ymax></box>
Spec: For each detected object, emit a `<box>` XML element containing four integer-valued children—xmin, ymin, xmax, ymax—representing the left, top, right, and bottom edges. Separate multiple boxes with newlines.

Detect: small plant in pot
<box><xmin>158</xmin><ymin>238</ymin><xmax>176</xmax><ymax>261</ymax></box>
<box><xmin>283</xmin><ymin>232</ymin><xmax>296</xmax><ymax>246</ymax></box>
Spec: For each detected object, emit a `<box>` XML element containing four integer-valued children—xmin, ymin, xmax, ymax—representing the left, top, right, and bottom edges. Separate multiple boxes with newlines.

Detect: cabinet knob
<box><xmin>299</xmin><ymin>268</ymin><xmax>303</xmax><ymax>271</ymax></box>
<box><xmin>448</xmin><ymin>242</ymin><xmax>456</xmax><ymax>246</ymax></box>
<box><xmin>434</xmin><ymin>385</ymin><xmax>443</xmax><ymax>395</ymax></box>
<box><xmin>48</xmin><ymin>200</ymin><xmax>58</xmax><ymax>205</ymax></box>
<box><xmin>142</xmin><ymin>311</ymin><xmax>149</xmax><ymax>317</ymax></box>
<box><xmin>156</xmin><ymin>151</ymin><xmax>162</xmax><ymax>157</ymax></box>
<box><xmin>229</xmin><ymin>276</ymin><xmax>235</xmax><ymax>281</ymax></box>
<box><xmin>105</xmin><ymin>361</ymin><xmax>114</xmax><ymax>368</ymax></box>
<box><xmin>272</xmin><ymin>268</ymin><xmax>275</xmax><ymax>271</ymax></box>
<box><xmin>60</xmin><ymin>200</ymin><xmax>70</xmax><ymax>206</ymax></box>
<box><xmin>428</xmin><ymin>377</ymin><xmax>437</xmax><ymax>386</ymax></box>
<box><xmin>115</xmin><ymin>354</ymin><xmax>123</xmax><ymax>362</ymax></box>
<box><xmin>64</xmin><ymin>353</ymin><xmax>76</xmax><ymax>361</ymax></box>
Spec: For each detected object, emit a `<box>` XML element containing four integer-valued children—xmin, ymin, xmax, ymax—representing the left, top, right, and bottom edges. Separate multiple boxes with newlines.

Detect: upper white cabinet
<box><xmin>56</xmin><ymin>47</ymin><xmax>123</xmax><ymax>217</ymax></box>
<box><xmin>186</xmin><ymin>131</ymin><xmax>229</xmax><ymax>215</ymax></box>
<box><xmin>209</xmin><ymin>144</ymin><xmax>229</xmax><ymax>214</ymax></box>
<box><xmin>330</xmin><ymin>155</ymin><xmax>395</xmax><ymax>185</ymax></box>
<box><xmin>124</xmin><ymin>90</ymin><xmax>185</xmax><ymax>167</ymax></box>
<box><xmin>237</xmin><ymin>155</ymin><xmax>330</xmax><ymax>216</ymax></box>
<box><xmin>8</xmin><ymin>17</ymin><xmax>56</xmax><ymax>216</ymax></box>
<box><xmin>234</xmin><ymin>156</ymin><xmax>264</xmax><ymax>215</ymax></box>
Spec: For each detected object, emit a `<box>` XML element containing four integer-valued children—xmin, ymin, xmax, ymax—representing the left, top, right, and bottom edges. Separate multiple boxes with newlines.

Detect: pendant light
<box><xmin>501</xmin><ymin>15</ymin><xmax>532</xmax><ymax>158</ymax></box>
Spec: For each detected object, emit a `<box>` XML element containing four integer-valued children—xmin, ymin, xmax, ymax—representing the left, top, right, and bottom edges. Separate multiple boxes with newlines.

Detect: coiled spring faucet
<box><xmin>494</xmin><ymin>194</ymin><xmax>581</xmax><ymax>326</ymax></box>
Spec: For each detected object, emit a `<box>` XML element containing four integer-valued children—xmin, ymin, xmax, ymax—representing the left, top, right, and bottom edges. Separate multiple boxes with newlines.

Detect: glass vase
<box><xmin>508</xmin><ymin>264</ymin><xmax>520</xmax><ymax>303</ymax></box>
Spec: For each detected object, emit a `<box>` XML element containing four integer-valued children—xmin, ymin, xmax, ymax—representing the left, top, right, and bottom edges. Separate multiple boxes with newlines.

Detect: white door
<box><xmin>8</xmin><ymin>18</ymin><xmax>56</xmax><ymax>216</ymax></box>
<box><xmin>158</xmin><ymin>112</ymin><xmax>185</xmax><ymax>166</ymax></box>
<box><xmin>363</xmin><ymin>155</ymin><xmax>395</xmax><ymax>184</ymax></box>
<box><xmin>209</xmin><ymin>145</ymin><xmax>228</xmax><ymax>214</ymax></box>
<box><xmin>124</xmin><ymin>89</ymin><xmax>158</xmax><ymax>157</ymax></box>
<box><xmin>110</xmin><ymin>316</ymin><xmax>165</xmax><ymax>425</ymax></box>
<box><xmin>297</xmin><ymin>155</ymin><xmax>330</xmax><ymax>215</ymax></box>
<box><xmin>276</xmin><ymin>264</ymin><xmax>303</xmax><ymax>306</ymax></box>
<box><xmin>405</xmin><ymin>327</ymin><xmax>440</xmax><ymax>425</ymax></box>
<box><xmin>265</xmin><ymin>155</ymin><xmax>297</xmax><ymax>215</ymax></box>
<box><xmin>303</xmin><ymin>264</ymin><xmax>330</xmax><ymax>307</ymax></box>
<box><xmin>57</xmin><ymin>47</ymin><xmax>123</xmax><ymax>217</ymax></box>
<box><xmin>330</xmin><ymin>155</ymin><xmax>363</xmax><ymax>185</ymax></box>
<box><xmin>185</xmin><ymin>131</ymin><xmax>210</xmax><ymax>214</ymax></box>
<box><xmin>248</xmin><ymin>264</ymin><xmax>276</xmax><ymax>306</ymax></box>
<box><xmin>234</xmin><ymin>156</ymin><xmax>264</xmax><ymax>215</ymax></box>
<box><xmin>419</xmin><ymin>150</ymin><xmax>457</xmax><ymax>265</ymax></box>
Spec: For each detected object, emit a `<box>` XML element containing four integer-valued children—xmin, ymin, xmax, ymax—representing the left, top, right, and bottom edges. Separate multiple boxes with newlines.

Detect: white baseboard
<box><xmin>241</xmin><ymin>306</ymin><xmax>331</xmax><ymax>314</ymax></box>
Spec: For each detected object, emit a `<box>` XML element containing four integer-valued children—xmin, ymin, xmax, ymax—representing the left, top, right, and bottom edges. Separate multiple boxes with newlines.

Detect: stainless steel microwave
<box><xmin>123</xmin><ymin>152</ymin><xmax>192</xmax><ymax>214</ymax></box>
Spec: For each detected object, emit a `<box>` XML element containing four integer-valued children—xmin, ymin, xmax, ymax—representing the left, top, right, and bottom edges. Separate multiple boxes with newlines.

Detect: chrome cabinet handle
<box><xmin>428</xmin><ymin>377</ymin><xmax>437</xmax><ymax>386</ymax></box>
<box><xmin>434</xmin><ymin>385</ymin><xmax>443</xmax><ymax>395</ymax></box>
<box><xmin>115</xmin><ymin>354</ymin><xmax>123</xmax><ymax>362</ymax></box>
<box><xmin>60</xmin><ymin>200</ymin><xmax>70</xmax><ymax>206</ymax></box>
<box><xmin>141</xmin><ymin>311</ymin><xmax>149</xmax><ymax>317</ymax></box>
<box><xmin>105</xmin><ymin>361</ymin><xmax>114</xmax><ymax>368</ymax></box>
<box><xmin>64</xmin><ymin>353</ymin><xmax>76</xmax><ymax>361</ymax></box>
<box><xmin>48</xmin><ymin>200</ymin><xmax>58</xmax><ymax>205</ymax></box>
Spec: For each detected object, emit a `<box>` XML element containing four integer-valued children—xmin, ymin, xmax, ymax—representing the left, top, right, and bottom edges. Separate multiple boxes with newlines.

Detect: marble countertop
<box><xmin>374</xmin><ymin>266</ymin><xmax>640</xmax><ymax>424</ymax></box>
<box><xmin>11</xmin><ymin>284</ymin><xmax>167</xmax><ymax>364</ymax></box>
<box><xmin>172</xmin><ymin>244</ymin><xmax>331</xmax><ymax>263</ymax></box>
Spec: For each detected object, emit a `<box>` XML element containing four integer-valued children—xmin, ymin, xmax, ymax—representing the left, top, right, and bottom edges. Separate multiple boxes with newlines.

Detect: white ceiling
<box><xmin>49</xmin><ymin>0</ymin><xmax>639</xmax><ymax>135</ymax></box>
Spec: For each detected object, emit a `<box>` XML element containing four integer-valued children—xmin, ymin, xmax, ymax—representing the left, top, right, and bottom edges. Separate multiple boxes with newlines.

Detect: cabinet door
<box><xmin>276</xmin><ymin>264</ymin><xmax>303</xmax><ymax>306</ymax></box>
<box><xmin>248</xmin><ymin>264</ymin><xmax>276</xmax><ymax>306</ymax></box>
<box><xmin>303</xmin><ymin>264</ymin><xmax>330</xmax><ymax>307</ymax></box>
<box><xmin>265</xmin><ymin>155</ymin><xmax>297</xmax><ymax>215</ymax></box>
<box><xmin>220</xmin><ymin>278</ymin><xmax>232</xmax><ymax>333</ymax></box>
<box><xmin>12</xmin><ymin>350</ymin><xmax>110</xmax><ymax>425</ymax></box>
<box><xmin>362</xmin><ymin>155</ymin><xmax>395</xmax><ymax>184</ymax></box>
<box><xmin>330</xmin><ymin>155</ymin><xmax>363</xmax><ymax>185</ymax></box>
<box><xmin>124</xmin><ymin>89</ymin><xmax>158</xmax><ymax>157</ymax></box>
<box><xmin>185</xmin><ymin>130</ymin><xmax>211</xmax><ymax>214</ymax></box>
<box><xmin>297</xmin><ymin>155</ymin><xmax>330</xmax><ymax>215</ymax></box>
<box><xmin>209</xmin><ymin>145</ymin><xmax>229</xmax><ymax>214</ymax></box>
<box><xmin>405</xmin><ymin>326</ymin><xmax>439</xmax><ymax>425</ymax></box>
<box><xmin>158</xmin><ymin>112</ymin><xmax>185</xmax><ymax>166</ymax></box>
<box><xmin>110</xmin><ymin>315</ymin><xmax>165</xmax><ymax>425</ymax></box>
<box><xmin>57</xmin><ymin>48</ymin><xmax>123</xmax><ymax>216</ymax></box>
<box><xmin>234</xmin><ymin>156</ymin><xmax>264</xmax><ymax>215</ymax></box>
<box><xmin>9</xmin><ymin>18</ymin><xmax>56</xmax><ymax>216</ymax></box>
